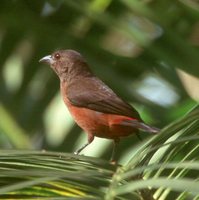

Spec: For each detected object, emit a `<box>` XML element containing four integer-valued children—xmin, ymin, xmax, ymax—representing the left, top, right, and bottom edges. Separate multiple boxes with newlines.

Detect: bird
<box><xmin>39</xmin><ymin>49</ymin><xmax>159</xmax><ymax>162</ymax></box>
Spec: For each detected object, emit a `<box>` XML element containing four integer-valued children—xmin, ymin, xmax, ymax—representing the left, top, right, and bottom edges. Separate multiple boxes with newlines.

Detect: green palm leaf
<box><xmin>0</xmin><ymin>106</ymin><xmax>198</xmax><ymax>199</ymax></box>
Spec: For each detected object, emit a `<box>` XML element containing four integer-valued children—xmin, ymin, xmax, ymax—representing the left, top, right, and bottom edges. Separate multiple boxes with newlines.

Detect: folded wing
<box><xmin>66</xmin><ymin>76</ymin><xmax>141</xmax><ymax>120</ymax></box>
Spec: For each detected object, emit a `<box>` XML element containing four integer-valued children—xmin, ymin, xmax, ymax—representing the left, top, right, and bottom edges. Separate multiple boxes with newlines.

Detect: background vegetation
<box><xmin>0</xmin><ymin>0</ymin><xmax>199</xmax><ymax>199</ymax></box>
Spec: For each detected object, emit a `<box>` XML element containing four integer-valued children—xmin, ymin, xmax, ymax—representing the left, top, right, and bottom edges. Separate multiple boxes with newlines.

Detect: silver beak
<box><xmin>39</xmin><ymin>55</ymin><xmax>53</xmax><ymax>64</ymax></box>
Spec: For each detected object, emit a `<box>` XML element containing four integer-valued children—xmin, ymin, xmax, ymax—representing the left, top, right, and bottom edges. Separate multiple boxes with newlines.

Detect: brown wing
<box><xmin>66</xmin><ymin>76</ymin><xmax>141</xmax><ymax>120</ymax></box>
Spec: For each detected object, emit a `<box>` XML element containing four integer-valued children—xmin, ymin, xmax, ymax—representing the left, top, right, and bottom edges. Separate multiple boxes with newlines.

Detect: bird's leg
<box><xmin>136</xmin><ymin>133</ymin><xmax>142</xmax><ymax>141</ymax></box>
<box><xmin>110</xmin><ymin>138</ymin><xmax>120</xmax><ymax>163</ymax></box>
<box><xmin>74</xmin><ymin>143</ymin><xmax>89</xmax><ymax>155</ymax></box>
<box><xmin>74</xmin><ymin>134</ymin><xmax>94</xmax><ymax>155</ymax></box>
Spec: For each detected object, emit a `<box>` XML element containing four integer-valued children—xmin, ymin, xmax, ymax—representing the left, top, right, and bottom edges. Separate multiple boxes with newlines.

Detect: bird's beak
<box><xmin>39</xmin><ymin>55</ymin><xmax>53</xmax><ymax>64</ymax></box>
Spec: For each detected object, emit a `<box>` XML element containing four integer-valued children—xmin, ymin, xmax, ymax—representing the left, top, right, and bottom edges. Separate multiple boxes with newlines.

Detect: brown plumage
<box><xmin>40</xmin><ymin>49</ymin><xmax>159</xmax><ymax>162</ymax></box>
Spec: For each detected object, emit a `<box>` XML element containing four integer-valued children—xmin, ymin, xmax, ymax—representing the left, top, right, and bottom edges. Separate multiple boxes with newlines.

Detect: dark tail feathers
<box><xmin>137</xmin><ymin>122</ymin><xmax>160</xmax><ymax>133</ymax></box>
<box><xmin>122</xmin><ymin>119</ymin><xmax>160</xmax><ymax>133</ymax></box>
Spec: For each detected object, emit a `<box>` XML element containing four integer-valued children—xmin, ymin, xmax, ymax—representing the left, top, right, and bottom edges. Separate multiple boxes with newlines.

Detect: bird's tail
<box><xmin>122</xmin><ymin>119</ymin><xmax>160</xmax><ymax>133</ymax></box>
<box><xmin>136</xmin><ymin>122</ymin><xmax>160</xmax><ymax>133</ymax></box>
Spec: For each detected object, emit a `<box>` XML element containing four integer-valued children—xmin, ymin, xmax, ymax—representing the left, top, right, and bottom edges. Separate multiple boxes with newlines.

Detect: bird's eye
<box><xmin>54</xmin><ymin>53</ymin><xmax>60</xmax><ymax>60</ymax></box>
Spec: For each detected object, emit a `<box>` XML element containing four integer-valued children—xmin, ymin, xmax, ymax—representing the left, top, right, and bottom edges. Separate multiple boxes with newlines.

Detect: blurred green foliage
<box><xmin>0</xmin><ymin>0</ymin><xmax>198</xmax><ymax>162</ymax></box>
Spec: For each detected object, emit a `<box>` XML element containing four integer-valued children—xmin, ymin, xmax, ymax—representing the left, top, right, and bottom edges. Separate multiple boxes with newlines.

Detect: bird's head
<box><xmin>39</xmin><ymin>49</ymin><xmax>91</xmax><ymax>81</ymax></box>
